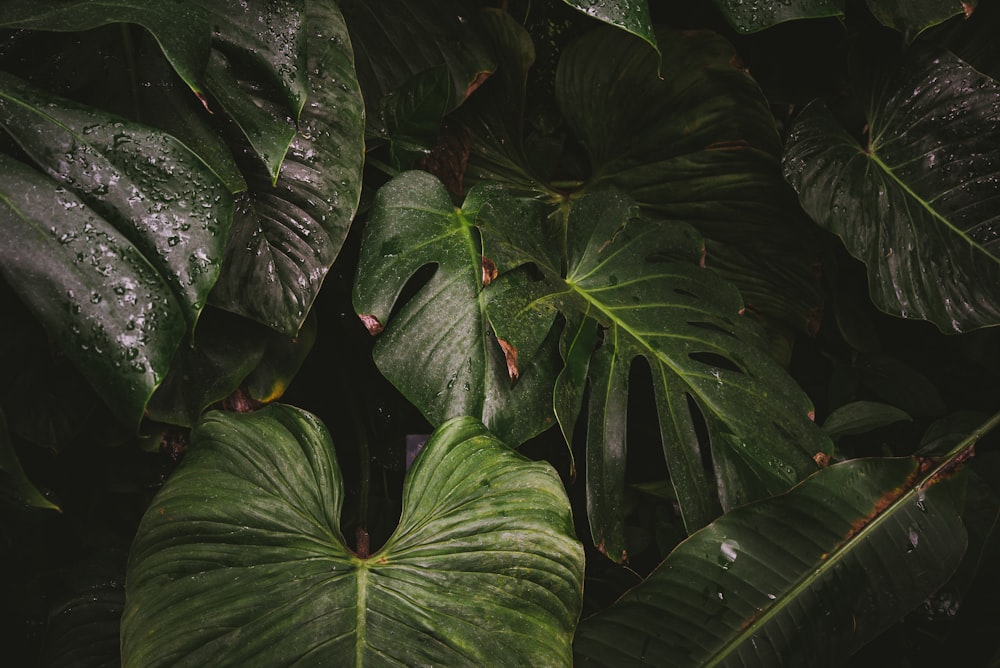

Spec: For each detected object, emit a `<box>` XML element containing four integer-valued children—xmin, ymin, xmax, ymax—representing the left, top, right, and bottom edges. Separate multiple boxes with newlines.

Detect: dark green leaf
<box><xmin>867</xmin><ymin>0</ymin><xmax>972</xmax><ymax>41</ymax></box>
<box><xmin>783</xmin><ymin>48</ymin><xmax>1000</xmax><ymax>332</ymax></box>
<box><xmin>122</xmin><ymin>407</ymin><xmax>584</xmax><ymax>667</ymax></box>
<box><xmin>352</xmin><ymin>171</ymin><xmax>559</xmax><ymax>445</ymax></box>
<box><xmin>710</xmin><ymin>0</ymin><xmax>843</xmax><ymax>34</ymax></box>
<box><xmin>0</xmin><ymin>409</ymin><xmax>59</xmax><ymax>512</ymax></box>
<box><xmin>0</xmin><ymin>154</ymin><xmax>185</xmax><ymax>425</ymax></box>
<box><xmin>561</xmin><ymin>0</ymin><xmax>658</xmax><ymax>54</ymax></box>
<box><xmin>822</xmin><ymin>401</ymin><xmax>912</xmax><ymax>438</ymax></box>
<box><xmin>854</xmin><ymin>355</ymin><xmax>947</xmax><ymax>418</ymax></box>
<box><xmin>209</xmin><ymin>0</ymin><xmax>364</xmax><ymax>335</ymax></box>
<box><xmin>377</xmin><ymin>65</ymin><xmax>452</xmax><ymax>170</ymax></box>
<box><xmin>574</xmin><ymin>408</ymin><xmax>1000</xmax><ymax>665</ymax></box>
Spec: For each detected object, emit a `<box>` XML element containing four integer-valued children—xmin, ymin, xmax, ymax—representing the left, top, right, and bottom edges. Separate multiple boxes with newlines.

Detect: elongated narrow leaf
<box><xmin>0</xmin><ymin>155</ymin><xmax>185</xmax><ymax>425</ymax></box>
<box><xmin>784</xmin><ymin>48</ymin><xmax>1000</xmax><ymax>332</ymax></box>
<box><xmin>573</xmin><ymin>409</ymin><xmax>1000</xmax><ymax>666</ymax></box>
<box><xmin>0</xmin><ymin>409</ymin><xmax>59</xmax><ymax>512</ymax></box>
<box><xmin>353</xmin><ymin>171</ymin><xmax>560</xmax><ymax>445</ymax></box>
<box><xmin>561</xmin><ymin>0</ymin><xmax>657</xmax><ymax>54</ymax></box>
<box><xmin>710</xmin><ymin>0</ymin><xmax>843</xmax><ymax>33</ymax></box>
<box><xmin>210</xmin><ymin>0</ymin><xmax>364</xmax><ymax>335</ymax></box>
<box><xmin>122</xmin><ymin>407</ymin><xmax>584</xmax><ymax>667</ymax></box>
<box><xmin>0</xmin><ymin>0</ymin><xmax>212</xmax><ymax>95</ymax></box>
<box><xmin>482</xmin><ymin>191</ymin><xmax>829</xmax><ymax>558</ymax></box>
<box><xmin>0</xmin><ymin>72</ymin><xmax>233</xmax><ymax>328</ymax></box>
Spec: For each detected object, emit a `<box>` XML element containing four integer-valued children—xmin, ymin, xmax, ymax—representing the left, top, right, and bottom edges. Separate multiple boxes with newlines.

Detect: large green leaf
<box><xmin>481</xmin><ymin>190</ymin><xmax>829</xmax><ymax>558</ymax></box>
<box><xmin>867</xmin><ymin>0</ymin><xmax>972</xmax><ymax>42</ymax></box>
<box><xmin>122</xmin><ymin>406</ymin><xmax>584</xmax><ymax>667</ymax></box>
<box><xmin>209</xmin><ymin>0</ymin><xmax>364</xmax><ymax>335</ymax></box>
<box><xmin>0</xmin><ymin>71</ymin><xmax>233</xmax><ymax>328</ymax></box>
<box><xmin>709</xmin><ymin>0</ymin><xmax>843</xmax><ymax>34</ymax></box>
<box><xmin>352</xmin><ymin>171</ymin><xmax>560</xmax><ymax>445</ymax></box>
<box><xmin>573</xmin><ymin>409</ymin><xmax>1000</xmax><ymax>665</ymax></box>
<box><xmin>783</xmin><ymin>48</ymin><xmax>1000</xmax><ymax>333</ymax></box>
<box><xmin>560</xmin><ymin>0</ymin><xmax>657</xmax><ymax>54</ymax></box>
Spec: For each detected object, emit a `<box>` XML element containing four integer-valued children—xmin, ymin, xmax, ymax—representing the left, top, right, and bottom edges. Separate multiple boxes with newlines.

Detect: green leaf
<box><xmin>209</xmin><ymin>0</ymin><xmax>364</xmax><ymax>335</ymax></box>
<box><xmin>783</xmin><ymin>48</ymin><xmax>1000</xmax><ymax>333</ymax></box>
<box><xmin>709</xmin><ymin>0</ymin><xmax>843</xmax><ymax>34</ymax></box>
<box><xmin>483</xmin><ymin>191</ymin><xmax>829</xmax><ymax>557</ymax></box>
<box><xmin>557</xmin><ymin>27</ymin><xmax>824</xmax><ymax>336</ymax></box>
<box><xmin>867</xmin><ymin>0</ymin><xmax>972</xmax><ymax>42</ymax></box>
<box><xmin>352</xmin><ymin>171</ymin><xmax>560</xmax><ymax>445</ymax></box>
<box><xmin>0</xmin><ymin>0</ymin><xmax>212</xmax><ymax>96</ymax></box>
<box><xmin>0</xmin><ymin>409</ymin><xmax>59</xmax><ymax>512</ymax></box>
<box><xmin>822</xmin><ymin>401</ymin><xmax>912</xmax><ymax>438</ymax></box>
<box><xmin>574</xmin><ymin>410</ymin><xmax>1000</xmax><ymax>665</ymax></box>
<box><xmin>122</xmin><ymin>407</ymin><xmax>584</xmax><ymax>667</ymax></box>
<box><xmin>0</xmin><ymin>154</ymin><xmax>185</xmax><ymax>426</ymax></box>
<box><xmin>0</xmin><ymin>71</ymin><xmax>233</xmax><ymax>328</ymax></box>
<box><xmin>560</xmin><ymin>0</ymin><xmax>658</xmax><ymax>55</ymax></box>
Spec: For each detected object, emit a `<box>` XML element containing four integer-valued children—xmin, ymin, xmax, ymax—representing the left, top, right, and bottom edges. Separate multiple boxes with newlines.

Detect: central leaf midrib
<box><xmin>355</xmin><ymin>565</ymin><xmax>368</xmax><ymax>667</ymax></box>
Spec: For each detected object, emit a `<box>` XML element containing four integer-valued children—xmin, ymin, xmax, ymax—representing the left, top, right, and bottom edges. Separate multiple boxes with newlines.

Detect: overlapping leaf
<box><xmin>481</xmin><ymin>190</ymin><xmax>829</xmax><ymax>558</ymax></box>
<box><xmin>352</xmin><ymin>171</ymin><xmax>560</xmax><ymax>445</ymax></box>
<box><xmin>122</xmin><ymin>407</ymin><xmax>584</xmax><ymax>667</ymax></box>
<box><xmin>866</xmin><ymin>0</ymin><xmax>972</xmax><ymax>42</ymax></box>
<box><xmin>209</xmin><ymin>0</ymin><xmax>364</xmax><ymax>335</ymax></box>
<box><xmin>573</xmin><ymin>409</ymin><xmax>1000</xmax><ymax>666</ymax></box>
<box><xmin>783</xmin><ymin>48</ymin><xmax>1000</xmax><ymax>332</ymax></box>
<box><xmin>561</xmin><ymin>0</ymin><xmax>657</xmax><ymax>53</ymax></box>
<box><xmin>709</xmin><ymin>0</ymin><xmax>843</xmax><ymax>34</ymax></box>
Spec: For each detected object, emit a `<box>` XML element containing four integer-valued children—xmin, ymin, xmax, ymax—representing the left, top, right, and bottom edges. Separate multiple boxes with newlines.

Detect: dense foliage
<box><xmin>1</xmin><ymin>0</ymin><xmax>999</xmax><ymax>665</ymax></box>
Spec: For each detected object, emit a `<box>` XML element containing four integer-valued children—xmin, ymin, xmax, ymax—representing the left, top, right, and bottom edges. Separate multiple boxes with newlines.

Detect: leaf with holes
<box><xmin>122</xmin><ymin>407</ymin><xmax>584</xmax><ymax>667</ymax></box>
<box><xmin>784</xmin><ymin>47</ymin><xmax>1000</xmax><ymax>333</ymax></box>
<box><xmin>480</xmin><ymin>190</ymin><xmax>830</xmax><ymax>560</ymax></box>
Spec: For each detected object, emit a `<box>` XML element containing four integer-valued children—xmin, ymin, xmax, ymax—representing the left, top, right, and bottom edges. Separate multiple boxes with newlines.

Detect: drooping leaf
<box><xmin>122</xmin><ymin>407</ymin><xmax>584</xmax><ymax>667</ymax></box>
<box><xmin>482</xmin><ymin>190</ymin><xmax>830</xmax><ymax>558</ymax></box>
<box><xmin>574</xmin><ymin>409</ymin><xmax>1000</xmax><ymax>666</ymax></box>
<box><xmin>0</xmin><ymin>0</ymin><xmax>212</xmax><ymax>96</ymax></box>
<box><xmin>709</xmin><ymin>0</ymin><xmax>843</xmax><ymax>34</ymax></box>
<box><xmin>822</xmin><ymin>401</ymin><xmax>912</xmax><ymax>438</ymax></box>
<box><xmin>0</xmin><ymin>409</ymin><xmax>59</xmax><ymax>512</ymax></box>
<box><xmin>352</xmin><ymin>171</ymin><xmax>560</xmax><ymax>445</ymax></box>
<box><xmin>783</xmin><ymin>48</ymin><xmax>1000</xmax><ymax>333</ymax></box>
<box><xmin>557</xmin><ymin>27</ymin><xmax>824</xmax><ymax>337</ymax></box>
<box><xmin>0</xmin><ymin>72</ymin><xmax>233</xmax><ymax>329</ymax></box>
<box><xmin>209</xmin><ymin>0</ymin><xmax>364</xmax><ymax>335</ymax></box>
<box><xmin>867</xmin><ymin>0</ymin><xmax>973</xmax><ymax>42</ymax></box>
<box><xmin>560</xmin><ymin>0</ymin><xmax>658</xmax><ymax>54</ymax></box>
<box><xmin>0</xmin><ymin>154</ymin><xmax>186</xmax><ymax>426</ymax></box>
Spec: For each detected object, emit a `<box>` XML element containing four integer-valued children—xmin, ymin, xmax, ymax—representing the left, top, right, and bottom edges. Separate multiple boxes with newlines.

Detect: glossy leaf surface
<box><xmin>482</xmin><ymin>191</ymin><xmax>828</xmax><ymax>558</ymax></box>
<box><xmin>209</xmin><ymin>0</ymin><xmax>364</xmax><ymax>335</ymax></box>
<box><xmin>122</xmin><ymin>407</ymin><xmax>584</xmax><ymax>667</ymax></box>
<box><xmin>866</xmin><ymin>0</ymin><xmax>971</xmax><ymax>41</ymax></box>
<box><xmin>561</xmin><ymin>0</ymin><xmax>657</xmax><ymax>53</ymax></box>
<box><xmin>710</xmin><ymin>0</ymin><xmax>843</xmax><ymax>34</ymax></box>
<box><xmin>352</xmin><ymin>171</ymin><xmax>560</xmax><ymax>445</ymax></box>
<box><xmin>573</xmin><ymin>411</ymin><xmax>993</xmax><ymax>667</ymax></box>
<box><xmin>784</xmin><ymin>49</ymin><xmax>1000</xmax><ymax>332</ymax></box>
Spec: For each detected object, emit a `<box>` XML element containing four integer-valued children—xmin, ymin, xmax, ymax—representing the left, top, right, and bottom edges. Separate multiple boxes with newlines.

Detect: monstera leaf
<box><xmin>784</xmin><ymin>47</ymin><xmax>1000</xmax><ymax>333</ymax></box>
<box><xmin>122</xmin><ymin>406</ymin><xmax>584</xmax><ymax>667</ymax></box>
<box><xmin>209</xmin><ymin>0</ymin><xmax>364</xmax><ymax>335</ymax></box>
<box><xmin>573</xmin><ymin>410</ymin><xmax>1000</xmax><ymax>666</ymax></box>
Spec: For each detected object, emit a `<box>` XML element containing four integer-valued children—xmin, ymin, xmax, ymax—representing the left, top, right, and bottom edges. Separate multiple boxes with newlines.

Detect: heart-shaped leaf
<box><xmin>783</xmin><ymin>47</ymin><xmax>1000</xmax><ymax>333</ymax></box>
<box><xmin>481</xmin><ymin>190</ymin><xmax>829</xmax><ymax>557</ymax></box>
<box><xmin>352</xmin><ymin>171</ymin><xmax>561</xmax><ymax>445</ymax></box>
<box><xmin>709</xmin><ymin>0</ymin><xmax>843</xmax><ymax>34</ymax></box>
<box><xmin>573</xmin><ymin>409</ymin><xmax>1000</xmax><ymax>666</ymax></box>
<box><xmin>209</xmin><ymin>0</ymin><xmax>364</xmax><ymax>335</ymax></box>
<box><xmin>122</xmin><ymin>406</ymin><xmax>584</xmax><ymax>667</ymax></box>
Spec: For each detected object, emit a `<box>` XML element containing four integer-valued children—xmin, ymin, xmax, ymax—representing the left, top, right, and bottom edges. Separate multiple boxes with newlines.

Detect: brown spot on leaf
<box><xmin>807</xmin><ymin>410</ymin><xmax>815</xmax><ymax>421</ymax></box>
<box><xmin>963</xmin><ymin>2</ymin><xmax>974</xmax><ymax>18</ymax></box>
<box><xmin>463</xmin><ymin>70</ymin><xmax>492</xmax><ymax>101</ymax></box>
<box><xmin>813</xmin><ymin>451</ymin><xmax>831</xmax><ymax>468</ymax></box>
<box><xmin>497</xmin><ymin>337</ymin><xmax>519</xmax><ymax>382</ymax></box>
<box><xmin>359</xmin><ymin>313</ymin><xmax>383</xmax><ymax>336</ymax></box>
<box><xmin>482</xmin><ymin>256</ymin><xmax>498</xmax><ymax>287</ymax></box>
<box><xmin>699</xmin><ymin>243</ymin><xmax>707</xmax><ymax>268</ymax></box>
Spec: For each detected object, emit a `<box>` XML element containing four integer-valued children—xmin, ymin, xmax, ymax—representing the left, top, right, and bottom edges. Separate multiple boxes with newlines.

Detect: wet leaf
<box><xmin>209</xmin><ymin>0</ymin><xmax>364</xmax><ymax>335</ymax></box>
<box><xmin>561</xmin><ymin>0</ymin><xmax>658</xmax><ymax>54</ymax></box>
<box><xmin>123</xmin><ymin>407</ymin><xmax>584</xmax><ymax>667</ymax></box>
<box><xmin>867</xmin><ymin>0</ymin><xmax>972</xmax><ymax>41</ymax></box>
<box><xmin>783</xmin><ymin>47</ymin><xmax>1000</xmax><ymax>333</ymax></box>
<box><xmin>709</xmin><ymin>0</ymin><xmax>843</xmax><ymax>34</ymax></box>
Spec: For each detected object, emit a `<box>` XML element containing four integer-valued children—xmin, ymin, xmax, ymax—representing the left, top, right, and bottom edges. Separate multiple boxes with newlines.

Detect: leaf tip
<box><xmin>359</xmin><ymin>314</ymin><xmax>384</xmax><ymax>336</ymax></box>
<box><xmin>497</xmin><ymin>337</ymin><xmax>519</xmax><ymax>382</ymax></box>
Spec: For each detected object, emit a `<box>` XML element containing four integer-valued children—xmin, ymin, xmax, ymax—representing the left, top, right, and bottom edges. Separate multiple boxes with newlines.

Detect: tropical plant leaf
<box><xmin>352</xmin><ymin>171</ymin><xmax>560</xmax><ymax>445</ymax></box>
<box><xmin>709</xmin><ymin>0</ymin><xmax>843</xmax><ymax>34</ymax></box>
<box><xmin>122</xmin><ymin>406</ymin><xmax>584</xmax><ymax>667</ymax></box>
<box><xmin>866</xmin><ymin>0</ymin><xmax>972</xmax><ymax>42</ymax></box>
<box><xmin>783</xmin><ymin>47</ymin><xmax>1000</xmax><ymax>333</ymax></box>
<box><xmin>482</xmin><ymin>190</ymin><xmax>829</xmax><ymax>559</ymax></box>
<box><xmin>560</xmin><ymin>0</ymin><xmax>657</xmax><ymax>54</ymax></box>
<box><xmin>209</xmin><ymin>0</ymin><xmax>364</xmax><ymax>335</ymax></box>
<box><xmin>822</xmin><ymin>400</ymin><xmax>912</xmax><ymax>438</ymax></box>
<box><xmin>573</xmin><ymin>409</ymin><xmax>1000</xmax><ymax>666</ymax></box>
<box><xmin>0</xmin><ymin>409</ymin><xmax>59</xmax><ymax>512</ymax></box>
